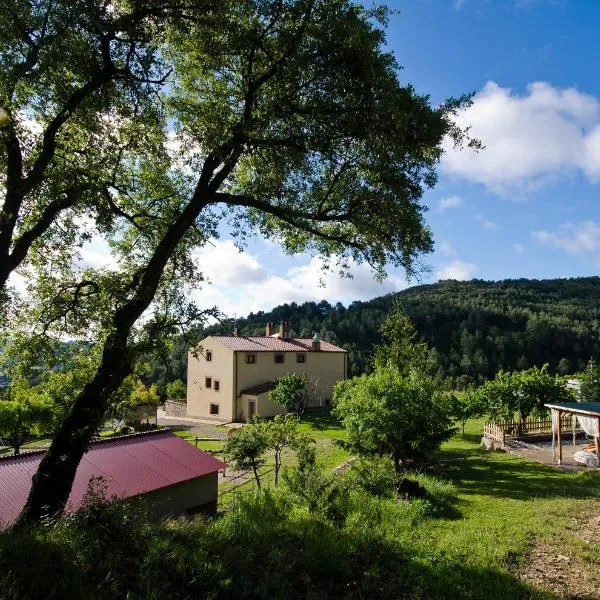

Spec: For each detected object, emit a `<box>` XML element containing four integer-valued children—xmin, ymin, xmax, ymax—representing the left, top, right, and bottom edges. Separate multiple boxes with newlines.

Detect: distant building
<box><xmin>0</xmin><ymin>429</ymin><xmax>224</xmax><ymax>528</ymax></box>
<box><xmin>184</xmin><ymin>321</ymin><xmax>347</xmax><ymax>422</ymax></box>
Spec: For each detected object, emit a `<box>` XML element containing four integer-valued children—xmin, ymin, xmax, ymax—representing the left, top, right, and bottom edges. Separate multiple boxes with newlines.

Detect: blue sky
<box><xmin>82</xmin><ymin>1</ymin><xmax>600</xmax><ymax>318</ymax></box>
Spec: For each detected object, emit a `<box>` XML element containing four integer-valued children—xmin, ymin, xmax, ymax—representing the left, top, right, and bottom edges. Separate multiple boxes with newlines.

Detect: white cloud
<box><xmin>188</xmin><ymin>241</ymin><xmax>408</xmax><ymax>317</ymax></box>
<box><xmin>474</xmin><ymin>214</ymin><xmax>499</xmax><ymax>230</ymax></box>
<box><xmin>442</xmin><ymin>81</ymin><xmax>600</xmax><ymax>194</ymax></box>
<box><xmin>192</xmin><ymin>240</ymin><xmax>268</xmax><ymax>286</ymax></box>
<box><xmin>436</xmin><ymin>260</ymin><xmax>478</xmax><ymax>281</ymax></box>
<box><xmin>513</xmin><ymin>243</ymin><xmax>524</xmax><ymax>254</ymax></box>
<box><xmin>438</xmin><ymin>195</ymin><xmax>463</xmax><ymax>211</ymax></box>
<box><xmin>531</xmin><ymin>220</ymin><xmax>600</xmax><ymax>255</ymax></box>
<box><xmin>438</xmin><ymin>240</ymin><xmax>457</xmax><ymax>257</ymax></box>
<box><xmin>288</xmin><ymin>256</ymin><xmax>406</xmax><ymax>302</ymax></box>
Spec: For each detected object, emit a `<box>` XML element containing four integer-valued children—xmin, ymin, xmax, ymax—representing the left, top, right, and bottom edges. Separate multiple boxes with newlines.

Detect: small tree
<box><xmin>580</xmin><ymin>358</ymin><xmax>600</xmax><ymax>403</ymax></box>
<box><xmin>265</xmin><ymin>414</ymin><xmax>298</xmax><ymax>485</ymax></box>
<box><xmin>270</xmin><ymin>373</ymin><xmax>308</xmax><ymax>421</ymax></box>
<box><xmin>333</xmin><ymin>369</ymin><xmax>455</xmax><ymax>474</ymax></box>
<box><xmin>373</xmin><ymin>302</ymin><xmax>430</xmax><ymax>376</ymax></box>
<box><xmin>166</xmin><ymin>379</ymin><xmax>187</xmax><ymax>400</ymax></box>
<box><xmin>481</xmin><ymin>365</ymin><xmax>573</xmax><ymax>433</ymax></box>
<box><xmin>450</xmin><ymin>391</ymin><xmax>485</xmax><ymax>436</ymax></box>
<box><xmin>106</xmin><ymin>377</ymin><xmax>160</xmax><ymax>432</ymax></box>
<box><xmin>0</xmin><ymin>387</ymin><xmax>55</xmax><ymax>455</ymax></box>
<box><xmin>223</xmin><ymin>418</ymin><xmax>269</xmax><ymax>489</ymax></box>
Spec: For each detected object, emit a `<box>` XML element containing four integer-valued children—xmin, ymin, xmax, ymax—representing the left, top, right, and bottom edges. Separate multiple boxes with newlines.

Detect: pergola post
<box><xmin>557</xmin><ymin>409</ymin><xmax>562</xmax><ymax>465</ymax></box>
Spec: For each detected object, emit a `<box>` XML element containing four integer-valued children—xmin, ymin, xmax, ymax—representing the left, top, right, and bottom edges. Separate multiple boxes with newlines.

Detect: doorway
<box><xmin>248</xmin><ymin>400</ymin><xmax>256</xmax><ymax>418</ymax></box>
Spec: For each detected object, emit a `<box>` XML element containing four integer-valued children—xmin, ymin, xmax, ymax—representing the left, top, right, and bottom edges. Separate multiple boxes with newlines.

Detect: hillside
<box><xmin>199</xmin><ymin>277</ymin><xmax>600</xmax><ymax>386</ymax></box>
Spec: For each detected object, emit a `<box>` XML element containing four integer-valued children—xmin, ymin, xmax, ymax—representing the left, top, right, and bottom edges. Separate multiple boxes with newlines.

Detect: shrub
<box><xmin>333</xmin><ymin>368</ymin><xmax>456</xmax><ymax>473</ymax></box>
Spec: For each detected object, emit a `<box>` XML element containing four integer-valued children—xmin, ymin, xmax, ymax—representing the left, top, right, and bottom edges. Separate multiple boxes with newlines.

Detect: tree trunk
<box><xmin>274</xmin><ymin>451</ymin><xmax>280</xmax><ymax>485</ymax></box>
<box><xmin>15</xmin><ymin>185</ymin><xmax>213</xmax><ymax>526</ymax></box>
<box><xmin>393</xmin><ymin>453</ymin><xmax>403</xmax><ymax>475</ymax></box>
<box><xmin>252</xmin><ymin>462</ymin><xmax>261</xmax><ymax>489</ymax></box>
<box><xmin>15</xmin><ymin>331</ymin><xmax>133</xmax><ymax>525</ymax></box>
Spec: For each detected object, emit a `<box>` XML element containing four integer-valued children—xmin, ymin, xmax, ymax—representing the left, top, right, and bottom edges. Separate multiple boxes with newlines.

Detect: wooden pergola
<box><xmin>545</xmin><ymin>402</ymin><xmax>600</xmax><ymax>465</ymax></box>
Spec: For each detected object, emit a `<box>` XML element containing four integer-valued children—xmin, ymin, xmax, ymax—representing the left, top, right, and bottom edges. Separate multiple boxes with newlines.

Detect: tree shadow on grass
<box><xmin>301</xmin><ymin>409</ymin><xmax>345</xmax><ymax>432</ymax></box>
<box><xmin>433</xmin><ymin>448</ymin><xmax>600</xmax><ymax>501</ymax></box>
<box><xmin>0</xmin><ymin>493</ymin><xmax>558</xmax><ymax>600</ymax></box>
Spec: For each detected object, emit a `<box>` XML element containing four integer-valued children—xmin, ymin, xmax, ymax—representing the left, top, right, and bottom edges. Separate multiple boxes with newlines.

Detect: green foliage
<box><xmin>476</xmin><ymin>365</ymin><xmax>573</xmax><ymax>425</ymax></box>
<box><xmin>166</xmin><ymin>379</ymin><xmax>186</xmax><ymax>400</ymax></box>
<box><xmin>202</xmin><ymin>277</ymin><xmax>600</xmax><ymax>382</ymax></box>
<box><xmin>3</xmin><ymin>414</ymin><xmax>600</xmax><ymax>599</ymax></box>
<box><xmin>450</xmin><ymin>391</ymin><xmax>486</xmax><ymax>435</ymax></box>
<box><xmin>270</xmin><ymin>373</ymin><xmax>308</xmax><ymax>420</ymax></box>
<box><xmin>579</xmin><ymin>358</ymin><xmax>600</xmax><ymax>402</ymax></box>
<box><xmin>265</xmin><ymin>414</ymin><xmax>298</xmax><ymax>485</ymax></box>
<box><xmin>347</xmin><ymin>456</ymin><xmax>398</xmax><ymax>498</ymax></box>
<box><xmin>104</xmin><ymin>377</ymin><xmax>159</xmax><ymax>432</ymax></box>
<box><xmin>0</xmin><ymin>382</ymin><xmax>56</xmax><ymax>454</ymax></box>
<box><xmin>283</xmin><ymin>462</ymin><xmax>351</xmax><ymax>526</ymax></box>
<box><xmin>373</xmin><ymin>301</ymin><xmax>431</xmax><ymax>376</ymax></box>
<box><xmin>333</xmin><ymin>369</ymin><xmax>456</xmax><ymax>472</ymax></box>
<box><xmin>223</xmin><ymin>418</ymin><xmax>269</xmax><ymax>488</ymax></box>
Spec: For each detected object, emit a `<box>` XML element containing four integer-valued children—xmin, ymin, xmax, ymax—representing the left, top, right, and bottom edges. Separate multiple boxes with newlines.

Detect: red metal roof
<box><xmin>0</xmin><ymin>429</ymin><xmax>224</xmax><ymax>527</ymax></box>
<box><xmin>211</xmin><ymin>336</ymin><xmax>346</xmax><ymax>352</ymax></box>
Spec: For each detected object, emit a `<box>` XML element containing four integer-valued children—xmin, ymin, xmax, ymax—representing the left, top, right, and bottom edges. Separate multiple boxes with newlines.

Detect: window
<box><xmin>296</xmin><ymin>353</ymin><xmax>306</xmax><ymax>363</ymax></box>
<box><xmin>245</xmin><ymin>354</ymin><xmax>256</xmax><ymax>364</ymax></box>
<box><xmin>205</xmin><ymin>377</ymin><xmax>212</xmax><ymax>388</ymax></box>
<box><xmin>214</xmin><ymin>380</ymin><xmax>220</xmax><ymax>391</ymax></box>
<box><xmin>206</xmin><ymin>351</ymin><xmax>212</xmax><ymax>361</ymax></box>
<box><xmin>274</xmin><ymin>353</ymin><xmax>285</xmax><ymax>364</ymax></box>
<box><xmin>210</xmin><ymin>403</ymin><xmax>219</xmax><ymax>415</ymax></box>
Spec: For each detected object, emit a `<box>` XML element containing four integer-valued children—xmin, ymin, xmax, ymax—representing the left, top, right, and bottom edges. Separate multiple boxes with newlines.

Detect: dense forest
<box><xmin>149</xmin><ymin>277</ymin><xmax>600</xmax><ymax>391</ymax></box>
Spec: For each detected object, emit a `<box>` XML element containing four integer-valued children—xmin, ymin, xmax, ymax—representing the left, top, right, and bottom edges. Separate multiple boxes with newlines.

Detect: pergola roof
<box><xmin>544</xmin><ymin>402</ymin><xmax>600</xmax><ymax>417</ymax></box>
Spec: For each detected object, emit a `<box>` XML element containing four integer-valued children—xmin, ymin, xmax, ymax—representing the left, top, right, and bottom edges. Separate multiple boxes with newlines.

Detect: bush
<box><xmin>333</xmin><ymin>368</ymin><xmax>456</xmax><ymax>473</ymax></box>
<box><xmin>348</xmin><ymin>457</ymin><xmax>398</xmax><ymax>498</ymax></box>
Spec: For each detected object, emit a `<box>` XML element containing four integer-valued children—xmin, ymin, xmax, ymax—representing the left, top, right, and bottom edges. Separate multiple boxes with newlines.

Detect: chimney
<box><xmin>279</xmin><ymin>321</ymin><xmax>285</xmax><ymax>338</ymax></box>
<box><xmin>233</xmin><ymin>327</ymin><xmax>238</xmax><ymax>336</ymax></box>
<box><xmin>312</xmin><ymin>332</ymin><xmax>321</xmax><ymax>351</ymax></box>
<box><xmin>266</xmin><ymin>322</ymin><xmax>273</xmax><ymax>336</ymax></box>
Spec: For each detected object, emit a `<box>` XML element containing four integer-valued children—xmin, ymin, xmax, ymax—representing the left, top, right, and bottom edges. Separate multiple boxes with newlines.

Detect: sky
<box><xmin>85</xmin><ymin>0</ymin><xmax>600</xmax><ymax>319</ymax></box>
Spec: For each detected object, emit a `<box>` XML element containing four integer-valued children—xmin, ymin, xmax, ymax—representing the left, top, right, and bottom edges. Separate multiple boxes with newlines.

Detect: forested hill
<box><xmin>202</xmin><ymin>277</ymin><xmax>600</xmax><ymax>387</ymax></box>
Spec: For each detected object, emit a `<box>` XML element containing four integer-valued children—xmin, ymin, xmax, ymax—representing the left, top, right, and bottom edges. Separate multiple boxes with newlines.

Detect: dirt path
<box><xmin>521</xmin><ymin>505</ymin><xmax>600</xmax><ymax>599</ymax></box>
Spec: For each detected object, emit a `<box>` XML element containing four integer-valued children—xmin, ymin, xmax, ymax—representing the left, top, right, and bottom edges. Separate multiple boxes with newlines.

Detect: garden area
<box><xmin>168</xmin><ymin>407</ymin><xmax>600</xmax><ymax>599</ymax></box>
<box><xmin>2</xmin><ymin>411</ymin><xmax>599</xmax><ymax>599</ymax></box>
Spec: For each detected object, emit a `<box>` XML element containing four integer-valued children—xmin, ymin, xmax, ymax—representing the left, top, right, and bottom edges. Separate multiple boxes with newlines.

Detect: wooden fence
<box><xmin>484</xmin><ymin>414</ymin><xmax>575</xmax><ymax>442</ymax></box>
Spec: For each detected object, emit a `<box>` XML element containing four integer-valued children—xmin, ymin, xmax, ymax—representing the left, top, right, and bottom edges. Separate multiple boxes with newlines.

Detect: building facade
<box><xmin>186</xmin><ymin>323</ymin><xmax>347</xmax><ymax>422</ymax></box>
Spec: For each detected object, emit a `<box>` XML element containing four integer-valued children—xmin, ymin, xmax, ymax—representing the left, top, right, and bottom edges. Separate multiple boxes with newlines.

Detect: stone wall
<box><xmin>165</xmin><ymin>400</ymin><xmax>188</xmax><ymax>418</ymax></box>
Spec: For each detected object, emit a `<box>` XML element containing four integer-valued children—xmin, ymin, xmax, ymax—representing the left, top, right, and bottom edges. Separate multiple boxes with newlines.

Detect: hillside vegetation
<box><xmin>3</xmin><ymin>416</ymin><xmax>599</xmax><ymax>599</ymax></box>
<box><xmin>168</xmin><ymin>277</ymin><xmax>600</xmax><ymax>388</ymax></box>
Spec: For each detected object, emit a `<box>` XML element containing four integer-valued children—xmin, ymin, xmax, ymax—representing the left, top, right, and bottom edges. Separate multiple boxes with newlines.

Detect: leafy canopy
<box><xmin>0</xmin><ymin>383</ymin><xmax>56</xmax><ymax>455</ymax></box>
<box><xmin>9</xmin><ymin>0</ymin><xmax>476</xmax><ymax>524</ymax></box>
<box><xmin>270</xmin><ymin>373</ymin><xmax>308</xmax><ymax>420</ymax></box>
<box><xmin>223</xmin><ymin>418</ymin><xmax>269</xmax><ymax>488</ymax></box>
<box><xmin>476</xmin><ymin>365</ymin><xmax>573</xmax><ymax>423</ymax></box>
<box><xmin>373</xmin><ymin>301</ymin><xmax>431</xmax><ymax>376</ymax></box>
<box><xmin>333</xmin><ymin>369</ymin><xmax>455</xmax><ymax>473</ymax></box>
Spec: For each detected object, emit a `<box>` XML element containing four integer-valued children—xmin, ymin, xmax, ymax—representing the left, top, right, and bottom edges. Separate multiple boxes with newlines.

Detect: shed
<box><xmin>0</xmin><ymin>429</ymin><xmax>224</xmax><ymax>528</ymax></box>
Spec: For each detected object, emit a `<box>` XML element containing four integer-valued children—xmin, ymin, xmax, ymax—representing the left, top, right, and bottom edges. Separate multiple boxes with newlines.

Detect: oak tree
<box><xmin>11</xmin><ymin>0</ymin><xmax>475</xmax><ymax>524</ymax></box>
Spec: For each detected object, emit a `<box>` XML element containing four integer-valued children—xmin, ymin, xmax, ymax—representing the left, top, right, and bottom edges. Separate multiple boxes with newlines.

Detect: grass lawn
<box><xmin>180</xmin><ymin>411</ymin><xmax>600</xmax><ymax>597</ymax></box>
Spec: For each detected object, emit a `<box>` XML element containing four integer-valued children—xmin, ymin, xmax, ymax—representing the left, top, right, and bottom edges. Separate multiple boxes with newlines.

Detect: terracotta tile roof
<box><xmin>0</xmin><ymin>429</ymin><xmax>224</xmax><ymax>528</ymax></box>
<box><xmin>211</xmin><ymin>336</ymin><xmax>346</xmax><ymax>352</ymax></box>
